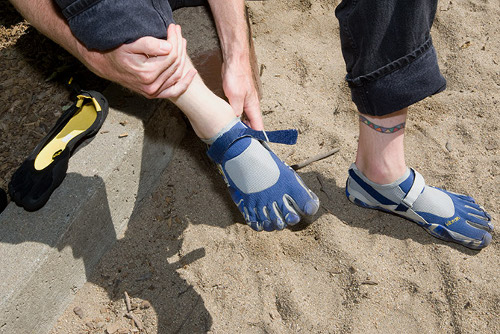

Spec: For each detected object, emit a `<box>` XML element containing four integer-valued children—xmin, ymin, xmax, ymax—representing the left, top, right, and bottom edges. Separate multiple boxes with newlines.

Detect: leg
<box><xmin>347</xmin><ymin>109</ymin><xmax>493</xmax><ymax>249</ymax></box>
<box><xmin>335</xmin><ymin>0</ymin><xmax>446</xmax><ymax>116</ymax></box>
<box><xmin>336</xmin><ymin>0</ymin><xmax>493</xmax><ymax>249</ymax></box>
<box><xmin>355</xmin><ymin>108</ymin><xmax>407</xmax><ymax>184</ymax></box>
<box><xmin>170</xmin><ymin>57</ymin><xmax>236</xmax><ymax>139</ymax></box>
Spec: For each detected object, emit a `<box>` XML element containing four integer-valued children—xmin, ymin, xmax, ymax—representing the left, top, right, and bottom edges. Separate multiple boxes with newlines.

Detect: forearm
<box><xmin>207</xmin><ymin>0</ymin><xmax>262</xmax><ymax>129</ymax></box>
<box><xmin>8</xmin><ymin>0</ymin><xmax>89</xmax><ymax>64</ymax></box>
<box><xmin>207</xmin><ymin>0</ymin><xmax>250</xmax><ymax>64</ymax></box>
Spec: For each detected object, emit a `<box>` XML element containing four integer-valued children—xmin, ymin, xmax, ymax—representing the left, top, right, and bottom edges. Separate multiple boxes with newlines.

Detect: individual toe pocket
<box><xmin>446</xmin><ymin>219</ymin><xmax>492</xmax><ymax>249</ymax></box>
<box><xmin>304</xmin><ymin>191</ymin><xmax>320</xmax><ymax>216</ymax></box>
<box><xmin>457</xmin><ymin>199</ymin><xmax>493</xmax><ymax>231</ymax></box>
<box><xmin>288</xmin><ymin>173</ymin><xmax>320</xmax><ymax>216</ymax></box>
<box><xmin>245</xmin><ymin>206</ymin><xmax>263</xmax><ymax>232</ymax></box>
<box><xmin>258</xmin><ymin>206</ymin><xmax>275</xmax><ymax>232</ymax></box>
<box><xmin>281</xmin><ymin>194</ymin><xmax>301</xmax><ymax>226</ymax></box>
<box><xmin>465</xmin><ymin>212</ymin><xmax>493</xmax><ymax>231</ymax></box>
<box><xmin>267</xmin><ymin>202</ymin><xmax>286</xmax><ymax>231</ymax></box>
<box><xmin>460</xmin><ymin>227</ymin><xmax>492</xmax><ymax>249</ymax></box>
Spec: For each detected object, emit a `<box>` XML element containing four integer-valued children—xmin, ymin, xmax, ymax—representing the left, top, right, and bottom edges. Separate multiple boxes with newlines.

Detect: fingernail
<box><xmin>160</xmin><ymin>41</ymin><xmax>170</xmax><ymax>52</ymax></box>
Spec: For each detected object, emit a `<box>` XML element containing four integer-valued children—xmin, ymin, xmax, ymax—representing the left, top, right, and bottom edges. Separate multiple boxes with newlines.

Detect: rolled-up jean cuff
<box><xmin>61</xmin><ymin>0</ymin><xmax>175</xmax><ymax>51</ymax></box>
<box><xmin>347</xmin><ymin>39</ymin><xmax>447</xmax><ymax>117</ymax></box>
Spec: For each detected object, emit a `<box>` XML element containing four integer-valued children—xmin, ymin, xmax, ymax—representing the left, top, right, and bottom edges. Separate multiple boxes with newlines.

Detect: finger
<box><xmin>244</xmin><ymin>94</ymin><xmax>264</xmax><ymax>130</ymax></box>
<box><xmin>162</xmin><ymin>38</ymin><xmax>188</xmax><ymax>89</ymax></box>
<box><xmin>147</xmin><ymin>36</ymin><xmax>188</xmax><ymax>96</ymax></box>
<box><xmin>176</xmin><ymin>25</ymin><xmax>183</xmax><ymax>59</ymax></box>
<box><xmin>166</xmin><ymin>24</ymin><xmax>179</xmax><ymax>60</ymax></box>
<box><xmin>172</xmin><ymin>25</ymin><xmax>184</xmax><ymax>75</ymax></box>
<box><xmin>153</xmin><ymin>24</ymin><xmax>180</xmax><ymax>74</ymax></box>
<box><xmin>157</xmin><ymin>68</ymin><xmax>197</xmax><ymax>99</ymax></box>
<box><xmin>159</xmin><ymin>69</ymin><xmax>196</xmax><ymax>99</ymax></box>
<box><xmin>173</xmin><ymin>24</ymin><xmax>182</xmax><ymax>62</ymax></box>
<box><xmin>138</xmin><ymin>25</ymin><xmax>181</xmax><ymax>85</ymax></box>
<box><xmin>126</xmin><ymin>36</ymin><xmax>171</xmax><ymax>56</ymax></box>
<box><xmin>227</xmin><ymin>93</ymin><xmax>244</xmax><ymax>118</ymax></box>
<box><xmin>133</xmin><ymin>54</ymin><xmax>176</xmax><ymax>91</ymax></box>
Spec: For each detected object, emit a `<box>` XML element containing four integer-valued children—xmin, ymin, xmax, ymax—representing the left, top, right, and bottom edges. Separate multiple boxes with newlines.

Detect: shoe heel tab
<box><xmin>76</xmin><ymin>94</ymin><xmax>102</xmax><ymax>112</ymax></box>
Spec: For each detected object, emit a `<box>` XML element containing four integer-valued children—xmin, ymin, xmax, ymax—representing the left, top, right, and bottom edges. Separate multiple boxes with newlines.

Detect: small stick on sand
<box><xmin>126</xmin><ymin>312</ymin><xmax>144</xmax><ymax>331</ymax></box>
<box><xmin>291</xmin><ymin>148</ymin><xmax>340</xmax><ymax>170</ymax></box>
<box><xmin>124</xmin><ymin>291</ymin><xmax>132</xmax><ymax>312</ymax></box>
<box><xmin>361</xmin><ymin>280</ymin><xmax>378</xmax><ymax>286</ymax></box>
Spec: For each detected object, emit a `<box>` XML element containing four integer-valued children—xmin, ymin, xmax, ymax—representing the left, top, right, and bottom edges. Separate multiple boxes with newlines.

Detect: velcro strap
<box><xmin>401</xmin><ymin>169</ymin><xmax>425</xmax><ymax>208</ymax></box>
<box><xmin>207</xmin><ymin>127</ymin><xmax>298</xmax><ymax>164</ymax></box>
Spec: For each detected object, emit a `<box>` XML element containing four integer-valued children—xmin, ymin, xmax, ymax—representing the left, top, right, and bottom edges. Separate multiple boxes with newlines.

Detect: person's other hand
<box><xmin>80</xmin><ymin>24</ymin><xmax>196</xmax><ymax>99</ymax></box>
<box><xmin>222</xmin><ymin>60</ymin><xmax>263</xmax><ymax>130</ymax></box>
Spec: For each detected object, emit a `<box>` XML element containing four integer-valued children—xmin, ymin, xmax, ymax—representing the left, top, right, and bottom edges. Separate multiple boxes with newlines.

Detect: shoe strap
<box><xmin>207</xmin><ymin>127</ymin><xmax>298</xmax><ymax>164</ymax></box>
<box><xmin>401</xmin><ymin>169</ymin><xmax>425</xmax><ymax>208</ymax></box>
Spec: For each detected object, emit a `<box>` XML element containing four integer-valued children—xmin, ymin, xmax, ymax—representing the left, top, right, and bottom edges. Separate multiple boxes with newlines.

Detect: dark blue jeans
<box><xmin>55</xmin><ymin>0</ymin><xmax>446</xmax><ymax>117</ymax></box>
<box><xmin>335</xmin><ymin>0</ymin><xmax>446</xmax><ymax>116</ymax></box>
<box><xmin>54</xmin><ymin>0</ymin><xmax>207</xmax><ymax>51</ymax></box>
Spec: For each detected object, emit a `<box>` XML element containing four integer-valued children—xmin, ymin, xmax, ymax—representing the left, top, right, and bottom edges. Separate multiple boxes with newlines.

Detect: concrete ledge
<box><xmin>0</xmin><ymin>85</ymin><xmax>186</xmax><ymax>334</ymax></box>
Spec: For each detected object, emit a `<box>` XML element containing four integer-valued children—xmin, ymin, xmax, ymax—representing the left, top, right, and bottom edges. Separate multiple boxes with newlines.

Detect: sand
<box><xmin>47</xmin><ymin>1</ymin><xmax>498</xmax><ymax>333</ymax></box>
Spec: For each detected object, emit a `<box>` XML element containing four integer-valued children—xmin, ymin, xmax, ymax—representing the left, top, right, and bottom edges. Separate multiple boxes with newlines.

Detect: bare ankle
<box><xmin>355</xmin><ymin>108</ymin><xmax>408</xmax><ymax>184</ymax></box>
<box><xmin>355</xmin><ymin>160</ymin><xmax>407</xmax><ymax>184</ymax></box>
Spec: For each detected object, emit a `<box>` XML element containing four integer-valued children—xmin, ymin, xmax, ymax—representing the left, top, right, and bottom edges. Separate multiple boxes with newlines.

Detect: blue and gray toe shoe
<box><xmin>346</xmin><ymin>163</ymin><xmax>493</xmax><ymax>249</ymax></box>
<box><xmin>207</xmin><ymin>121</ymin><xmax>319</xmax><ymax>232</ymax></box>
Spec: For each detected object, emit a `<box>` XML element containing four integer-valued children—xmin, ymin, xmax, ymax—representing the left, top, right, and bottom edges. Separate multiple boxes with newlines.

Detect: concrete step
<box><xmin>0</xmin><ymin>85</ymin><xmax>186</xmax><ymax>334</ymax></box>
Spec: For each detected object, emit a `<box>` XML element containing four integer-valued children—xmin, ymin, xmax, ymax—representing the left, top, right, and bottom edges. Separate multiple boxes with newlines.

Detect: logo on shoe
<box><xmin>52</xmin><ymin>149</ymin><xmax>63</xmax><ymax>159</ymax></box>
<box><xmin>445</xmin><ymin>216</ymin><xmax>460</xmax><ymax>226</ymax></box>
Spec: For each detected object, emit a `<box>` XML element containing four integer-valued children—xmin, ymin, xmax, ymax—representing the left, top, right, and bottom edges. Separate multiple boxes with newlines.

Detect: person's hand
<box><xmin>79</xmin><ymin>24</ymin><xmax>196</xmax><ymax>99</ymax></box>
<box><xmin>222</xmin><ymin>60</ymin><xmax>263</xmax><ymax>130</ymax></box>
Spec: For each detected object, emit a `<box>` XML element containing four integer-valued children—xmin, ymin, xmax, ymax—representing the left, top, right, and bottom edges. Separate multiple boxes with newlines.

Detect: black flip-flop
<box><xmin>8</xmin><ymin>90</ymin><xmax>108</xmax><ymax>211</ymax></box>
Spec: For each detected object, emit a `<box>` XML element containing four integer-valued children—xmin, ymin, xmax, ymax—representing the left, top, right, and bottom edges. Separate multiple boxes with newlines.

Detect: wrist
<box><xmin>224</xmin><ymin>50</ymin><xmax>251</xmax><ymax>70</ymax></box>
<box><xmin>222</xmin><ymin>42</ymin><xmax>250</xmax><ymax>63</ymax></box>
<box><xmin>74</xmin><ymin>41</ymin><xmax>92</xmax><ymax>66</ymax></box>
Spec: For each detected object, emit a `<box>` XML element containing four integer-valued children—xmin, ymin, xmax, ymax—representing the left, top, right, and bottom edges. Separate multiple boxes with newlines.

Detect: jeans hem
<box><xmin>349</xmin><ymin>40</ymin><xmax>447</xmax><ymax>116</ymax></box>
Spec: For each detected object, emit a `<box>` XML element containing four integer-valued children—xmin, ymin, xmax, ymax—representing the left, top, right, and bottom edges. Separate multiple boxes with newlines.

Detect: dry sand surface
<box><xmin>35</xmin><ymin>0</ymin><xmax>499</xmax><ymax>333</ymax></box>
